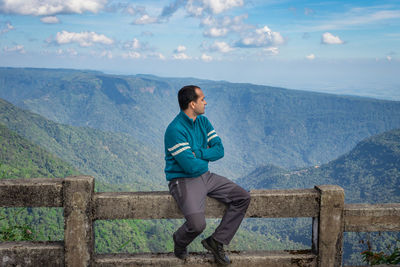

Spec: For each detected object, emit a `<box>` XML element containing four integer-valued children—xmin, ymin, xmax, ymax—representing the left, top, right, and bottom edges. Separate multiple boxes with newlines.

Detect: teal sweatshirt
<box><xmin>164</xmin><ymin>111</ymin><xmax>224</xmax><ymax>181</ymax></box>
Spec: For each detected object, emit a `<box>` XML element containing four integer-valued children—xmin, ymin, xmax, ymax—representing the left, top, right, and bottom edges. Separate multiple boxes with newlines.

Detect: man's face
<box><xmin>192</xmin><ymin>88</ymin><xmax>207</xmax><ymax>115</ymax></box>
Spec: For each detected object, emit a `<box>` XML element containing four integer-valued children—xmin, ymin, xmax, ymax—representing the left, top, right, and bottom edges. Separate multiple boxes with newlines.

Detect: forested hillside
<box><xmin>2</xmin><ymin>67</ymin><xmax>400</xmax><ymax>177</ymax></box>
<box><xmin>0</xmin><ymin>124</ymin><xmax>79</xmax><ymax>179</ymax></box>
<box><xmin>0</xmin><ymin>125</ymin><xmax>77</xmax><ymax>242</ymax></box>
<box><xmin>0</xmin><ymin>98</ymin><xmax>165</xmax><ymax>192</ymax></box>
<box><xmin>237</xmin><ymin>128</ymin><xmax>400</xmax><ymax>204</ymax></box>
<box><xmin>237</xmin><ymin>128</ymin><xmax>400</xmax><ymax>265</ymax></box>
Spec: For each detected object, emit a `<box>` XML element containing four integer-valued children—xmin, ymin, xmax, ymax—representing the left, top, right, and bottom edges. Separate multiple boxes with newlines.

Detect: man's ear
<box><xmin>189</xmin><ymin>101</ymin><xmax>195</xmax><ymax>109</ymax></box>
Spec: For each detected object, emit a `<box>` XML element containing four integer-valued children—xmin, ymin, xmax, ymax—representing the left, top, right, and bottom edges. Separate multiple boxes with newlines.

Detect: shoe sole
<box><xmin>175</xmin><ymin>253</ymin><xmax>187</xmax><ymax>260</ymax></box>
<box><xmin>173</xmin><ymin>234</ymin><xmax>188</xmax><ymax>260</ymax></box>
<box><xmin>201</xmin><ymin>239</ymin><xmax>230</xmax><ymax>266</ymax></box>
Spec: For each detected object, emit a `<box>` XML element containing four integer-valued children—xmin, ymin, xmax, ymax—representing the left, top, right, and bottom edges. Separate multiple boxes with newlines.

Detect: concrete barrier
<box><xmin>1</xmin><ymin>176</ymin><xmax>399</xmax><ymax>267</ymax></box>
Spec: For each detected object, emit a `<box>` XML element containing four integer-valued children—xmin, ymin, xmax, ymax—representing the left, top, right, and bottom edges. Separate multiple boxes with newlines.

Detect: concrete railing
<box><xmin>0</xmin><ymin>176</ymin><xmax>399</xmax><ymax>267</ymax></box>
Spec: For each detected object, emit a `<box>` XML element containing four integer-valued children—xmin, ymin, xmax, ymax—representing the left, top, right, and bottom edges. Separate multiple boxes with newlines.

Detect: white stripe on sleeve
<box><xmin>168</xmin><ymin>142</ymin><xmax>189</xmax><ymax>152</ymax></box>
<box><xmin>171</xmin><ymin>146</ymin><xmax>191</xmax><ymax>156</ymax></box>
<box><xmin>207</xmin><ymin>134</ymin><xmax>218</xmax><ymax>143</ymax></box>
<box><xmin>207</xmin><ymin>130</ymin><xmax>216</xmax><ymax>136</ymax></box>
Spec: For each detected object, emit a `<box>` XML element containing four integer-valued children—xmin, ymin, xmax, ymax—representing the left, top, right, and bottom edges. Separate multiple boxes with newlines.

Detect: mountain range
<box><xmin>2</xmin><ymin>67</ymin><xmax>400</xmax><ymax>179</ymax></box>
<box><xmin>237</xmin><ymin>128</ymin><xmax>400</xmax><ymax>203</ymax></box>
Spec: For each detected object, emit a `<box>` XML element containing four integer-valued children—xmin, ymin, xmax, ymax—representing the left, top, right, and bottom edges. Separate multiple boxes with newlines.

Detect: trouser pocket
<box><xmin>169</xmin><ymin>179</ymin><xmax>185</xmax><ymax>201</ymax></box>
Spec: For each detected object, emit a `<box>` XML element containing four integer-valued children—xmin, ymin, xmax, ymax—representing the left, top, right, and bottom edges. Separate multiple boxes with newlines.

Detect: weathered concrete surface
<box><xmin>248</xmin><ymin>189</ymin><xmax>319</xmax><ymax>218</ymax></box>
<box><xmin>93</xmin><ymin>189</ymin><xmax>320</xmax><ymax>220</ymax></box>
<box><xmin>314</xmin><ymin>185</ymin><xmax>344</xmax><ymax>267</ymax></box>
<box><xmin>94</xmin><ymin>250</ymin><xmax>317</xmax><ymax>267</ymax></box>
<box><xmin>0</xmin><ymin>241</ymin><xmax>64</xmax><ymax>267</ymax></box>
<box><xmin>0</xmin><ymin>178</ymin><xmax>63</xmax><ymax>207</ymax></box>
<box><xmin>94</xmin><ymin>191</ymin><xmax>185</xmax><ymax>220</ymax></box>
<box><xmin>63</xmin><ymin>176</ymin><xmax>94</xmax><ymax>267</ymax></box>
<box><xmin>344</xmin><ymin>203</ymin><xmax>400</xmax><ymax>232</ymax></box>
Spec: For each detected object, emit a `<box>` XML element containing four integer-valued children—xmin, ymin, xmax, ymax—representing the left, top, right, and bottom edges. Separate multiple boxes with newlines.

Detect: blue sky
<box><xmin>0</xmin><ymin>0</ymin><xmax>399</xmax><ymax>100</ymax></box>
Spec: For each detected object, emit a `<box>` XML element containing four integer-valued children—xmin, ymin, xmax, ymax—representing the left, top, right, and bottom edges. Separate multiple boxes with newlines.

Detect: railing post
<box><xmin>314</xmin><ymin>185</ymin><xmax>345</xmax><ymax>267</ymax></box>
<box><xmin>64</xmin><ymin>176</ymin><xmax>94</xmax><ymax>267</ymax></box>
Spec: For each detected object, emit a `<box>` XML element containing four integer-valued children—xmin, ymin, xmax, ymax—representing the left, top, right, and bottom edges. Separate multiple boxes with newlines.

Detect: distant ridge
<box><xmin>237</xmin><ymin>128</ymin><xmax>400</xmax><ymax>204</ymax></box>
<box><xmin>1</xmin><ymin>67</ymin><xmax>400</xmax><ymax>178</ymax></box>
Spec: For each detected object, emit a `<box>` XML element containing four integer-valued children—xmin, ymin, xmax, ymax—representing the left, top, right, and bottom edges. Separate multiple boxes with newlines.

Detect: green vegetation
<box><xmin>0</xmin><ymin>98</ymin><xmax>165</xmax><ymax>192</ymax></box>
<box><xmin>0</xmin><ymin>125</ymin><xmax>73</xmax><ymax>242</ymax></box>
<box><xmin>237</xmin><ymin>129</ymin><xmax>400</xmax><ymax>265</ymax></box>
<box><xmin>0</xmin><ymin>208</ymin><xmax>35</xmax><ymax>241</ymax></box>
<box><xmin>360</xmin><ymin>236</ymin><xmax>400</xmax><ymax>265</ymax></box>
<box><xmin>237</xmin><ymin>128</ymin><xmax>400</xmax><ymax>204</ymax></box>
<box><xmin>2</xmin><ymin>67</ymin><xmax>400</xmax><ymax>178</ymax></box>
<box><xmin>0</xmin><ymin>124</ymin><xmax>79</xmax><ymax>179</ymax></box>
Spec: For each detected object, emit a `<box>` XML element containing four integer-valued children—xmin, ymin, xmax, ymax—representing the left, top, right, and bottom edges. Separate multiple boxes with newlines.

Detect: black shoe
<box><xmin>201</xmin><ymin>236</ymin><xmax>230</xmax><ymax>265</ymax></box>
<box><xmin>173</xmin><ymin>233</ymin><xmax>188</xmax><ymax>260</ymax></box>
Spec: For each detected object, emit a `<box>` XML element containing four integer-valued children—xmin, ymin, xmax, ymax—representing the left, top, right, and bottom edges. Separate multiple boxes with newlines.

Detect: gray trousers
<box><xmin>168</xmin><ymin>171</ymin><xmax>251</xmax><ymax>247</ymax></box>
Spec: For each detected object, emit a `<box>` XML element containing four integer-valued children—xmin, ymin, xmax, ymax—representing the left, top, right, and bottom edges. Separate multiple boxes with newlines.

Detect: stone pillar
<box><xmin>64</xmin><ymin>176</ymin><xmax>94</xmax><ymax>267</ymax></box>
<box><xmin>314</xmin><ymin>185</ymin><xmax>345</xmax><ymax>267</ymax></box>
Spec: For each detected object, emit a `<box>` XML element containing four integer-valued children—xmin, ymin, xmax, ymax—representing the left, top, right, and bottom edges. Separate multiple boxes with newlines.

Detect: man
<box><xmin>164</xmin><ymin>85</ymin><xmax>251</xmax><ymax>265</ymax></box>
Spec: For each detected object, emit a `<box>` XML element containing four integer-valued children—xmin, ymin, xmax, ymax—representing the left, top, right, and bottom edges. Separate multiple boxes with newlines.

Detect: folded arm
<box><xmin>165</xmin><ymin>129</ymin><xmax>208</xmax><ymax>175</ymax></box>
<box><xmin>194</xmin><ymin>122</ymin><xmax>224</xmax><ymax>162</ymax></box>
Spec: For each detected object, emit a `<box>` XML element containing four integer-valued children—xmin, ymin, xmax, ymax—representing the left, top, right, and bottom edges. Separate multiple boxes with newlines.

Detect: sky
<box><xmin>0</xmin><ymin>0</ymin><xmax>399</xmax><ymax>100</ymax></box>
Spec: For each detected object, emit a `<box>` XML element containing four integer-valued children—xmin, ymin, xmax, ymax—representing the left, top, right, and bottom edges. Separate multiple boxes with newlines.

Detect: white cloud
<box><xmin>3</xmin><ymin>45</ymin><xmax>25</xmax><ymax>54</ymax></box>
<box><xmin>160</xmin><ymin>0</ymin><xmax>243</xmax><ymax>18</ymax></box>
<box><xmin>124</xmin><ymin>38</ymin><xmax>141</xmax><ymax>50</ymax></box>
<box><xmin>129</xmin><ymin>0</ymin><xmax>244</xmax><ymax>27</ymax></box>
<box><xmin>106</xmin><ymin>2</ymin><xmax>148</xmax><ymax>16</ymax></box>
<box><xmin>148</xmin><ymin>52</ymin><xmax>166</xmax><ymax>60</ymax></box>
<box><xmin>321</xmin><ymin>32</ymin><xmax>344</xmax><ymax>44</ymax></box>
<box><xmin>263</xmin><ymin>47</ymin><xmax>279</xmax><ymax>55</ymax></box>
<box><xmin>171</xmin><ymin>45</ymin><xmax>195</xmax><ymax>60</ymax></box>
<box><xmin>173</xmin><ymin>53</ymin><xmax>191</xmax><ymax>60</ymax></box>
<box><xmin>132</xmin><ymin>14</ymin><xmax>159</xmax><ymax>25</ymax></box>
<box><xmin>236</xmin><ymin>26</ymin><xmax>284</xmax><ymax>47</ymax></box>
<box><xmin>306</xmin><ymin>53</ymin><xmax>315</xmax><ymax>60</ymax></box>
<box><xmin>204</xmin><ymin>27</ymin><xmax>228</xmax><ymax>37</ymax></box>
<box><xmin>205</xmin><ymin>0</ymin><xmax>243</xmax><ymax>14</ymax></box>
<box><xmin>175</xmin><ymin>45</ymin><xmax>187</xmax><ymax>53</ymax></box>
<box><xmin>122</xmin><ymin>38</ymin><xmax>154</xmax><ymax>55</ymax></box>
<box><xmin>40</xmin><ymin>16</ymin><xmax>60</xmax><ymax>24</ymax></box>
<box><xmin>55</xmin><ymin>31</ymin><xmax>114</xmax><ymax>47</ymax></box>
<box><xmin>0</xmin><ymin>22</ymin><xmax>14</xmax><ymax>34</ymax></box>
<box><xmin>201</xmin><ymin>53</ymin><xmax>212</xmax><ymax>62</ymax></box>
<box><xmin>387</xmin><ymin>56</ymin><xmax>392</xmax><ymax>62</ymax></box>
<box><xmin>123</xmin><ymin>51</ymin><xmax>141</xmax><ymax>59</ymax></box>
<box><xmin>210</xmin><ymin>41</ymin><xmax>234</xmax><ymax>53</ymax></box>
<box><xmin>201</xmin><ymin>14</ymin><xmax>249</xmax><ymax>38</ymax></box>
<box><xmin>0</xmin><ymin>0</ymin><xmax>107</xmax><ymax>16</ymax></box>
<box><xmin>57</xmin><ymin>48</ymin><xmax>78</xmax><ymax>56</ymax></box>
<box><xmin>186</xmin><ymin>0</ymin><xmax>244</xmax><ymax>16</ymax></box>
<box><xmin>124</xmin><ymin>5</ymin><xmax>146</xmax><ymax>16</ymax></box>
<box><xmin>185</xmin><ymin>1</ymin><xmax>204</xmax><ymax>17</ymax></box>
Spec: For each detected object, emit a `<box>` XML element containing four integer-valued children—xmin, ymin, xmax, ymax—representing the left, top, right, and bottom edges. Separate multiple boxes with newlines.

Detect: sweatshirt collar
<box><xmin>179</xmin><ymin>110</ymin><xmax>195</xmax><ymax>125</ymax></box>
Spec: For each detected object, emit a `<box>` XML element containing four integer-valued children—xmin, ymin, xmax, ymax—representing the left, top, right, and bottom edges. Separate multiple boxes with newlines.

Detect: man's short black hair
<box><xmin>178</xmin><ymin>85</ymin><xmax>200</xmax><ymax>110</ymax></box>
